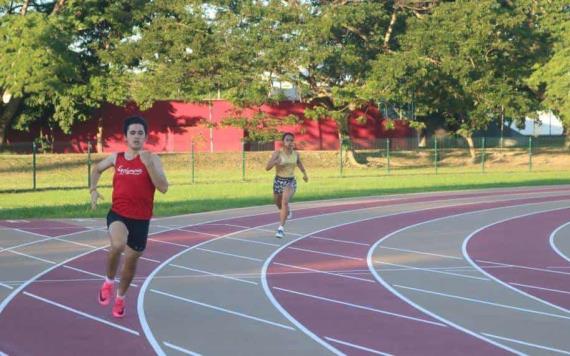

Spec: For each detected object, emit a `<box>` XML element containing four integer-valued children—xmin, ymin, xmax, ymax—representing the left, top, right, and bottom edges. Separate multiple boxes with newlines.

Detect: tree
<box><xmin>528</xmin><ymin>0</ymin><xmax>570</xmax><ymax>134</ymax></box>
<box><xmin>366</xmin><ymin>0</ymin><xmax>544</xmax><ymax>159</ymax></box>
<box><xmin>0</xmin><ymin>0</ymin><xmax>147</xmax><ymax>145</ymax></box>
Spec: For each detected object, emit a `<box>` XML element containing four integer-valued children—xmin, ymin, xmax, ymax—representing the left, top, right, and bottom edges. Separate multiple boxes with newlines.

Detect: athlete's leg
<box><xmin>274</xmin><ymin>193</ymin><xmax>282</xmax><ymax>210</ymax></box>
<box><xmin>106</xmin><ymin>221</ymin><xmax>128</xmax><ymax>280</ymax></box>
<box><xmin>117</xmin><ymin>245</ymin><xmax>142</xmax><ymax>297</ymax></box>
<box><xmin>280</xmin><ymin>185</ymin><xmax>295</xmax><ymax>227</ymax></box>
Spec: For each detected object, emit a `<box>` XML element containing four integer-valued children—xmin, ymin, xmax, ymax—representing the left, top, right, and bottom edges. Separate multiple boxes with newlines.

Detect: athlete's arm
<box><xmin>297</xmin><ymin>152</ymin><xmax>309</xmax><ymax>182</ymax></box>
<box><xmin>90</xmin><ymin>153</ymin><xmax>116</xmax><ymax>209</ymax></box>
<box><xmin>266</xmin><ymin>151</ymin><xmax>280</xmax><ymax>171</ymax></box>
<box><xmin>140</xmin><ymin>152</ymin><xmax>169</xmax><ymax>194</ymax></box>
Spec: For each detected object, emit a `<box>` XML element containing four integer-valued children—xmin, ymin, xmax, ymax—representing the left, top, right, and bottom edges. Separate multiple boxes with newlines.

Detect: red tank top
<box><xmin>112</xmin><ymin>152</ymin><xmax>156</xmax><ymax>220</ymax></box>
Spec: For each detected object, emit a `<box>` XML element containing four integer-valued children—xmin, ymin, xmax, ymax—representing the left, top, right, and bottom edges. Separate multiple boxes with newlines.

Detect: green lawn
<box><xmin>1</xmin><ymin>170</ymin><xmax>569</xmax><ymax>219</ymax></box>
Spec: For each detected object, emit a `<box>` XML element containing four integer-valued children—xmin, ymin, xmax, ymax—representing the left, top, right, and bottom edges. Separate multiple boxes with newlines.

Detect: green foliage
<box><xmin>368</xmin><ymin>1</ymin><xmax>545</xmax><ymax>139</ymax></box>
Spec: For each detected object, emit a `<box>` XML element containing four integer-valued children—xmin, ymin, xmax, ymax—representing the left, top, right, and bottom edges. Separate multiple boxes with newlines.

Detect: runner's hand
<box><xmin>139</xmin><ymin>151</ymin><xmax>154</xmax><ymax>166</ymax></box>
<box><xmin>90</xmin><ymin>190</ymin><xmax>103</xmax><ymax>210</ymax></box>
<box><xmin>303</xmin><ymin>173</ymin><xmax>309</xmax><ymax>183</ymax></box>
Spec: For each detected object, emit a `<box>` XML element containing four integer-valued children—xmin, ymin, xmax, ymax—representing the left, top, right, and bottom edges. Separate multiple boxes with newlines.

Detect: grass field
<box><xmin>1</xmin><ymin>148</ymin><xmax>569</xmax><ymax>219</ymax></box>
<box><xmin>1</xmin><ymin>169</ymin><xmax>569</xmax><ymax>219</ymax></box>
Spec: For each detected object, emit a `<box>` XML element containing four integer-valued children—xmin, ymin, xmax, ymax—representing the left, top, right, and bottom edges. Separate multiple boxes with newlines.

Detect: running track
<box><xmin>2</xmin><ymin>186</ymin><xmax>570</xmax><ymax>355</ymax></box>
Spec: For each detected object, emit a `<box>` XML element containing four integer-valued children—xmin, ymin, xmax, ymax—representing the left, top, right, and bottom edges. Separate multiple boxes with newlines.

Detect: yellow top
<box><xmin>275</xmin><ymin>150</ymin><xmax>298</xmax><ymax>178</ymax></box>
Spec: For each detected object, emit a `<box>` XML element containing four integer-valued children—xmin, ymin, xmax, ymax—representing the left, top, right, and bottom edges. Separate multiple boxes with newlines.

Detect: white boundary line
<box><xmin>0</xmin><ymin>186</ymin><xmax>567</xmax><ymax>354</ymax></box>
<box><xmin>482</xmin><ymin>333</ymin><xmax>570</xmax><ymax>355</ymax></box>
<box><xmin>163</xmin><ymin>341</ymin><xmax>203</xmax><ymax>356</ymax></box>
<box><xmin>462</xmin><ymin>206</ymin><xmax>570</xmax><ymax>316</ymax></box>
<box><xmin>366</xmin><ymin>202</ymin><xmax>570</xmax><ymax>354</ymax></box>
<box><xmin>549</xmin><ymin>221</ymin><xmax>570</xmax><ymax>265</ymax></box>
<box><xmin>261</xmin><ymin>193</ymin><xmax>570</xmax><ymax>356</ymax></box>
<box><xmin>324</xmin><ymin>336</ymin><xmax>393</xmax><ymax>356</ymax></box>
<box><xmin>23</xmin><ymin>291</ymin><xmax>139</xmax><ymax>336</ymax></box>
<box><xmin>151</xmin><ymin>289</ymin><xmax>294</xmax><ymax>330</ymax></box>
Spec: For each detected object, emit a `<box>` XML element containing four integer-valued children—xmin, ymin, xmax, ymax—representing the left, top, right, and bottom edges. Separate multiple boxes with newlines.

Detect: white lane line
<box><xmin>150</xmin><ymin>289</ymin><xmax>295</xmax><ymax>331</ymax></box>
<box><xmin>23</xmin><ymin>292</ymin><xmax>139</xmax><ymax>336</ymax></box>
<box><xmin>378</xmin><ymin>245</ymin><xmax>463</xmax><ymax>260</ymax></box>
<box><xmin>308</xmin><ymin>236</ymin><xmax>370</xmax><ymax>246</ymax></box>
<box><xmin>548</xmin><ymin>266</ymin><xmax>570</xmax><ymax>269</ymax></box>
<box><xmin>62</xmin><ymin>265</ymin><xmax>138</xmax><ymax>288</ymax></box>
<box><xmin>549</xmin><ymin>221</ymin><xmax>570</xmax><ymax>265</ymax></box>
<box><xmin>205</xmin><ymin>223</ymin><xmax>251</xmax><ymax>229</ymax></box>
<box><xmin>273</xmin><ymin>286</ymin><xmax>446</xmax><ymax>327</ymax></box>
<box><xmin>478</xmin><ymin>259</ymin><xmax>570</xmax><ymax>276</ymax></box>
<box><xmin>226</xmin><ymin>237</ymin><xmax>281</xmax><ymax>247</ymax></box>
<box><xmin>263</xmin><ymin>197</ymin><xmax>564</xmax><ymax>356</ymax></box>
<box><xmin>163</xmin><ymin>342</ymin><xmax>203</xmax><ymax>356</ymax></box>
<box><xmin>462</xmin><ymin>206</ymin><xmax>570</xmax><ymax>316</ymax></box>
<box><xmin>169</xmin><ymin>264</ymin><xmax>257</xmax><ymax>285</ymax></box>
<box><xmin>324</xmin><ymin>337</ymin><xmax>393</xmax><ymax>356</ymax></box>
<box><xmin>274</xmin><ymin>262</ymin><xmax>376</xmax><ymax>283</ymax></box>
<box><xmin>195</xmin><ymin>247</ymin><xmax>263</xmax><ymax>262</ymax></box>
<box><xmin>394</xmin><ymin>284</ymin><xmax>570</xmax><ymax>321</ymax></box>
<box><xmin>0</xmin><ymin>282</ymin><xmax>13</xmax><ymax>290</ymax></box>
<box><xmin>482</xmin><ymin>333</ymin><xmax>570</xmax><ymax>355</ymax></box>
<box><xmin>367</xmin><ymin>203</ymin><xmax>570</xmax><ymax>355</ymax></box>
<box><xmin>0</xmin><ymin>228</ymin><xmax>103</xmax><ymax>254</ymax></box>
<box><xmin>375</xmin><ymin>261</ymin><xmax>490</xmax><ymax>281</ymax></box>
<box><xmin>148</xmin><ymin>238</ymin><xmax>190</xmax><ymax>248</ymax></box>
<box><xmin>380</xmin><ymin>244</ymin><xmax>570</xmax><ymax>276</ymax></box>
<box><xmin>140</xmin><ymin>256</ymin><xmax>161</xmax><ymax>264</ymax></box>
<box><xmin>6</xmin><ymin>250</ymin><xmax>56</xmax><ymax>265</ymax></box>
<box><xmin>179</xmin><ymin>229</ymin><xmax>220</xmax><ymax>237</ymax></box>
<box><xmin>509</xmin><ymin>282</ymin><xmax>570</xmax><ymax>295</ymax></box>
<box><xmin>142</xmin><ymin>190</ymin><xmax>568</xmax><ymax>356</ymax></box>
<box><xmin>287</xmin><ymin>247</ymin><xmax>362</xmax><ymax>261</ymax></box>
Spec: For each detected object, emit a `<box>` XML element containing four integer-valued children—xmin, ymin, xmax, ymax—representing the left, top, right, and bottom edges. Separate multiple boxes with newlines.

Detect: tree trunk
<box><xmin>0</xmin><ymin>97</ymin><xmax>23</xmax><ymax>145</ymax></box>
<box><xmin>20</xmin><ymin>0</ymin><xmax>30</xmax><ymax>15</ymax></box>
<box><xmin>383</xmin><ymin>8</ymin><xmax>398</xmax><ymax>50</ymax></box>
<box><xmin>51</xmin><ymin>0</ymin><xmax>66</xmax><ymax>15</ymax></box>
<box><xmin>462</xmin><ymin>135</ymin><xmax>476</xmax><ymax>160</ymax></box>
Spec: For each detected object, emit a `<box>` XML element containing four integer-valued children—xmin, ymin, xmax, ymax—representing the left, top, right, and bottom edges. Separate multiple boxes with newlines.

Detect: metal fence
<box><xmin>0</xmin><ymin>136</ymin><xmax>568</xmax><ymax>192</ymax></box>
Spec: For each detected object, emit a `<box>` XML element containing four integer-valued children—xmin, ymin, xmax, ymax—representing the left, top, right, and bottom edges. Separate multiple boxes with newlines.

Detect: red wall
<box><xmin>6</xmin><ymin>100</ymin><xmax>412</xmax><ymax>153</ymax></box>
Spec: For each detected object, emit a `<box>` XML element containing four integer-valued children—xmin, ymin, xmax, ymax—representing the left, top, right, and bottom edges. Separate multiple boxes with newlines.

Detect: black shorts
<box><xmin>106</xmin><ymin>210</ymin><xmax>150</xmax><ymax>252</ymax></box>
<box><xmin>273</xmin><ymin>176</ymin><xmax>297</xmax><ymax>194</ymax></box>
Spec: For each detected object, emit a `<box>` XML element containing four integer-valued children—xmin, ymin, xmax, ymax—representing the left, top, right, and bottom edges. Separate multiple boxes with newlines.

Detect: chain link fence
<box><xmin>1</xmin><ymin>136</ymin><xmax>568</xmax><ymax>191</ymax></box>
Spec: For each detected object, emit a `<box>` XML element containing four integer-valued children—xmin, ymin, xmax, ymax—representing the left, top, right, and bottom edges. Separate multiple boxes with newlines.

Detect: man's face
<box><xmin>125</xmin><ymin>123</ymin><xmax>147</xmax><ymax>150</ymax></box>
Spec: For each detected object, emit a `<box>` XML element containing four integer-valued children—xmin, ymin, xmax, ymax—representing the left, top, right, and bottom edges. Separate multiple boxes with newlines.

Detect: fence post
<box><xmin>528</xmin><ymin>136</ymin><xmax>533</xmax><ymax>172</ymax></box>
<box><xmin>481</xmin><ymin>137</ymin><xmax>486</xmax><ymax>173</ymax></box>
<box><xmin>87</xmin><ymin>141</ymin><xmax>92</xmax><ymax>188</ymax></box>
<box><xmin>339</xmin><ymin>143</ymin><xmax>343</xmax><ymax>177</ymax></box>
<box><xmin>242</xmin><ymin>141</ymin><xmax>246</xmax><ymax>181</ymax></box>
<box><xmin>434</xmin><ymin>137</ymin><xmax>438</xmax><ymax>175</ymax></box>
<box><xmin>386</xmin><ymin>138</ymin><xmax>391</xmax><ymax>175</ymax></box>
<box><xmin>32</xmin><ymin>142</ymin><xmax>37</xmax><ymax>190</ymax></box>
<box><xmin>191</xmin><ymin>141</ymin><xmax>195</xmax><ymax>184</ymax></box>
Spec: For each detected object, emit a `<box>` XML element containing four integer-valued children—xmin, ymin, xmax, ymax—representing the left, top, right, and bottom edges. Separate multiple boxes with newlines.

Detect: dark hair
<box><xmin>282</xmin><ymin>132</ymin><xmax>294</xmax><ymax>141</ymax></box>
<box><xmin>123</xmin><ymin>116</ymin><xmax>148</xmax><ymax>136</ymax></box>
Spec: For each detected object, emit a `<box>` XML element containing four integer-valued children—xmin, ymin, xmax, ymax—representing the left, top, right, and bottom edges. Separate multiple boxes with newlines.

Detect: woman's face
<box><xmin>283</xmin><ymin>135</ymin><xmax>295</xmax><ymax>149</ymax></box>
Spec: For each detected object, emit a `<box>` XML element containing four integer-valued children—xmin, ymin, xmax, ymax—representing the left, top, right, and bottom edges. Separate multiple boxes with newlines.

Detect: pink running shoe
<box><xmin>112</xmin><ymin>297</ymin><xmax>125</xmax><ymax>318</ymax></box>
<box><xmin>98</xmin><ymin>281</ymin><xmax>113</xmax><ymax>306</ymax></box>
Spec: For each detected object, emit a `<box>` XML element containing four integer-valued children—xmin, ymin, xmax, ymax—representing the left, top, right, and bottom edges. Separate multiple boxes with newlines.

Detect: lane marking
<box><xmin>150</xmin><ymin>289</ymin><xmax>295</xmax><ymax>330</ymax></box>
<box><xmin>169</xmin><ymin>264</ymin><xmax>257</xmax><ymax>285</ymax></box>
<box><xmin>483</xmin><ymin>333</ymin><xmax>570</xmax><ymax>355</ymax></box>
<box><xmin>23</xmin><ymin>292</ymin><xmax>139</xmax><ymax>336</ymax></box>
<box><xmin>394</xmin><ymin>284</ymin><xmax>570</xmax><ymax>321</ymax></box>
<box><xmin>163</xmin><ymin>342</ymin><xmax>202</xmax><ymax>356</ymax></box>
<box><xmin>273</xmin><ymin>286</ymin><xmax>446</xmax><ymax>327</ymax></box>
<box><xmin>325</xmin><ymin>337</ymin><xmax>393</xmax><ymax>356</ymax></box>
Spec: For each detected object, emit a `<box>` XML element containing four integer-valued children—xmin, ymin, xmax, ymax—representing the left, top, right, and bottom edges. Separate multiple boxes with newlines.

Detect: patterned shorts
<box><xmin>273</xmin><ymin>176</ymin><xmax>297</xmax><ymax>194</ymax></box>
